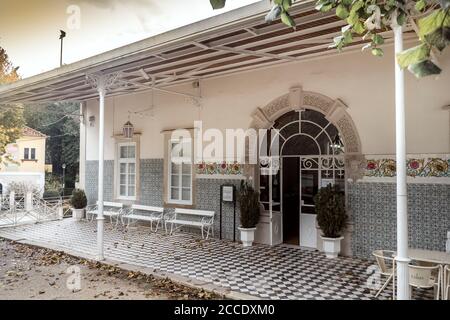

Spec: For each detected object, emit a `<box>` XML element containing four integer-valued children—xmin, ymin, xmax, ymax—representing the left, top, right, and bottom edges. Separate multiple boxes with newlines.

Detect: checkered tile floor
<box><xmin>0</xmin><ymin>219</ymin><xmax>434</xmax><ymax>300</ymax></box>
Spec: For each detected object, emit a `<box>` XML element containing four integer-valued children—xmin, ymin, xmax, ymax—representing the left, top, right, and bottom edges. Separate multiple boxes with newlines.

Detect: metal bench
<box><xmin>165</xmin><ymin>208</ymin><xmax>215</xmax><ymax>239</ymax></box>
<box><xmin>86</xmin><ymin>201</ymin><xmax>124</xmax><ymax>227</ymax></box>
<box><xmin>121</xmin><ymin>204</ymin><xmax>164</xmax><ymax>231</ymax></box>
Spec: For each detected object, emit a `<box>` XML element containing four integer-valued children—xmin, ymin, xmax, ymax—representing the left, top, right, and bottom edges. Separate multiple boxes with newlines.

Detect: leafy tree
<box><xmin>24</xmin><ymin>103</ymin><xmax>80</xmax><ymax>189</ymax></box>
<box><xmin>0</xmin><ymin>47</ymin><xmax>24</xmax><ymax>166</ymax></box>
<box><xmin>0</xmin><ymin>47</ymin><xmax>20</xmax><ymax>85</ymax></box>
<box><xmin>210</xmin><ymin>0</ymin><xmax>450</xmax><ymax>78</ymax></box>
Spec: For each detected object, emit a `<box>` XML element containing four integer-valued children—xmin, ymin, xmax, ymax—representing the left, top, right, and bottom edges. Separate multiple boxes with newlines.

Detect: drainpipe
<box><xmin>393</xmin><ymin>23</ymin><xmax>410</xmax><ymax>300</ymax></box>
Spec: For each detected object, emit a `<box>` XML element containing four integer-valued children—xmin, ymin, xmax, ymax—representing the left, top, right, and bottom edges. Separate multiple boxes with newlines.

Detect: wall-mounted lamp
<box><xmin>123</xmin><ymin>120</ymin><xmax>134</xmax><ymax>139</ymax></box>
<box><xmin>89</xmin><ymin>116</ymin><xmax>95</xmax><ymax>127</ymax></box>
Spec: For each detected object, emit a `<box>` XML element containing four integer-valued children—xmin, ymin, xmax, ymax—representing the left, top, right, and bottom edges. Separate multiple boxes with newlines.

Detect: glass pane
<box><xmin>128</xmin><ymin>186</ymin><xmax>135</xmax><ymax>197</ymax></box>
<box><xmin>128</xmin><ymin>163</ymin><xmax>135</xmax><ymax>174</ymax></box>
<box><xmin>120</xmin><ymin>185</ymin><xmax>126</xmax><ymax>196</ymax></box>
<box><xmin>182</xmin><ymin>175</ymin><xmax>191</xmax><ymax>188</ymax></box>
<box><xmin>182</xmin><ymin>141</ymin><xmax>191</xmax><ymax>159</ymax></box>
<box><xmin>182</xmin><ymin>188</ymin><xmax>190</xmax><ymax>201</ymax></box>
<box><xmin>120</xmin><ymin>163</ymin><xmax>126</xmax><ymax>173</ymax></box>
<box><xmin>171</xmin><ymin>162</ymin><xmax>180</xmax><ymax>174</ymax></box>
<box><xmin>182</xmin><ymin>163</ymin><xmax>191</xmax><ymax>174</ymax></box>
<box><xmin>120</xmin><ymin>146</ymin><xmax>127</xmax><ymax>158</ymax></box>
<box><xmin>170</xmin><ymin>188</ymin><xmax>179</xmax><ymax>200</ymax></box>
<box><xmin>301</xmin><ymin>170</ymin><xmax>318</xmax><ymax>207</ymax></box>
<box><xmin>120</xmin><ymin>174</ymin><xmax>126</xmax><ymax>185</ymax></box>
<box><xmin>128</xmin><ymin>174</ymin><xmax>135</xmax><ymax>185</ymax></box>
<box><xmin>128</xmin><ymin>146</ymin><xmax>136</xmax><ymax>158</ymax></box>
<box><xmin>171</xmin><ymin>175</ymin><xmax>179</xmax><ymax>187</ymax></box>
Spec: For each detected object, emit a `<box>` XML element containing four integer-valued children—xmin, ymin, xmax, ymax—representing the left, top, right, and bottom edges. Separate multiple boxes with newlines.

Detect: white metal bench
<box><xmin>86</xmin><ymin>201</ymin><xmax>124</xmax><ymax>227</ymax></box>
<box><xmin>165</xmin><ymin>208</ymin><xmax>215</xmax><ymax>239</ymax></box>
<box><xmin>121</xmin><ymin>204</ymin><xmax>164</xmax><ymax>231</ymax></box>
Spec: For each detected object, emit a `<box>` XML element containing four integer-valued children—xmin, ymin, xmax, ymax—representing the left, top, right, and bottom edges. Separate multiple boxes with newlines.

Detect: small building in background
<box><xmin>0</xmin><ymin>126</ymin><xmax>47</xmax><ymax>195</ymax></box>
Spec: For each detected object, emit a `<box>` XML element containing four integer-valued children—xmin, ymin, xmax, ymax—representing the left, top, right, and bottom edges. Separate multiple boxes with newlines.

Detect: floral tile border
<box><xmin>196</xmin><ymin>162</ymin><xmax>242</xmax><ymax>175</ymax></box>
<box><xmin>365</xmin><ymin>157</ymin><xmax>450</xmax><ymax>178</ymax></box>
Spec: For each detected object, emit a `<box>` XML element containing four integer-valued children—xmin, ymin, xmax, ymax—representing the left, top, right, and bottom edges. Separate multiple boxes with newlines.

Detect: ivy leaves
<box><xmin>397</xmin><ymin>7</ymin><xmax>449</xmax><ymax>77</ymax></box>
<box><xmin>265</xmin><ymin>0</ymin><xmax>295</xmax><ymax>27</ymax></box>
<box><xmin>209</xmin><ymin>0</ymin><xmax>449</xmax><ymax>78</ymax></box>
<box><xmin>209</xmin><ymin>0</ymin><xmax>226</xmax><ymax>9</ymax></box>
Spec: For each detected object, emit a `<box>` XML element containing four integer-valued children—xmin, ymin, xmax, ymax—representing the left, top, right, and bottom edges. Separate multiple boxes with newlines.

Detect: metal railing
<box><xmin>0</xmin><ymin>192</ymin><xmax>63</xmax><ymax>227</ymax></box>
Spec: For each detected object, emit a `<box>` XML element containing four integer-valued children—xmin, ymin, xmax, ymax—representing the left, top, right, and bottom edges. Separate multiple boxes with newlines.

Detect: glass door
<box><xmin>299</xmin><ymin>166</ymin><xmax>319</xmax><ymax>248</ymax></box>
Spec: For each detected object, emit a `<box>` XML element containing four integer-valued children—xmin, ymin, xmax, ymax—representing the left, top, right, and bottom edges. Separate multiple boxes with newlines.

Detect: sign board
<box><xmin>222</xmin><ymin>186</ymin><xmax>234</xmax><ymax>202</ymax></box>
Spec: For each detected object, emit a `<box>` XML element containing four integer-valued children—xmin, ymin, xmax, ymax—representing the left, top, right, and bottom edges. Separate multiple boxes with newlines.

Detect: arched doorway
<box><xmin>274</xmin><ymin>109</ymin><xmax>344</xmax><ymax>246</ymax></box>
<box><xmin>252</xmin><ymin>87</ymin><xmax>363</xmax><ymax>249</ymax></box>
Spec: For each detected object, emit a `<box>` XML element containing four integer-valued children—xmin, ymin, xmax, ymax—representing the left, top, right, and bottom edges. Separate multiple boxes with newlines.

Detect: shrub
<box><xmin>314</xmin><ymin>184</ymin><xmax>347</xmax><ymax>238</ymax></box>
<box><xmin>70</xmin><ymin>189</ymin><xmax>87</xmax><ymax>209</ymax></box>
<box><xmin>238</xmin><ymin>180</ymin><xmax>260</xmax><ymax>229</ymax></box>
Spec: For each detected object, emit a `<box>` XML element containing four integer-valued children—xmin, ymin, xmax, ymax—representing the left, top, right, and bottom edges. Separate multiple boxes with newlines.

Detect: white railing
<box><xmin>0</xmin><ymin>192</ymin><xmax>63</xmax><ymax>227</ymax></box>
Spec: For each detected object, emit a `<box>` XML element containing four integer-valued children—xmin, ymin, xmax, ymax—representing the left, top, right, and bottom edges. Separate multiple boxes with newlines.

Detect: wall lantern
<box><xmin>123</xmin><ymin>120</ymin><xmax>134</xmax><ymax>139</ymax></box>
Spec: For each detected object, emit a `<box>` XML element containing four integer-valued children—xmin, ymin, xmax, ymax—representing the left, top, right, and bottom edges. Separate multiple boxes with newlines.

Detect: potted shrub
<box><xmin>314</xmin><ymin>184</ymin><xmax>347</xmax><ymax>258</ymax></box>
<box><xmin>70</xmin><ymin>189</ymin><xmax>87</xmax><ymax>220</ymax></box>
<box><xmin>238</xmin><ymin>180</ymin><xmax>260</xmax><ymax>247</ymax></box>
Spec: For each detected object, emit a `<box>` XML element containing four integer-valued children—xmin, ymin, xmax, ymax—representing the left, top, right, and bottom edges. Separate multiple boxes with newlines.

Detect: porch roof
<box><xmin>0</xmin><ymin>0</ymin><xmax>416</xmax><ymax>105</ymax></box>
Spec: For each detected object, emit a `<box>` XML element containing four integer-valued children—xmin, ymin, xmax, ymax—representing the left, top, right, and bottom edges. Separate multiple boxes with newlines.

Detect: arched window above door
<box><xmin>273</xmin><ymin>110</ymin><xmax>344</xmax><ymax>156</ymax></box>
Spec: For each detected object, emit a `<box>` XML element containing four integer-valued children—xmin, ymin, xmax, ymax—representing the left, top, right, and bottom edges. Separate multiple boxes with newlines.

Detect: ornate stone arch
<box><xmin>249</xmin><ymin>86</ymin><xmax>365</xmax><ymax>181</ymax></box>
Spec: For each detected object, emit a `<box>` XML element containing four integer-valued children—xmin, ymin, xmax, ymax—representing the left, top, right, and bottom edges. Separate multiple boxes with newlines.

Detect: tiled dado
<box><xmin>85</xmin><ymin>159</ymin><xmax>163</xmax><ymax>205</ymax></box>
<box><xmin>348</xmin><ymin>182</ymin><xmax>450</xmax><ymax>259</ymax></box>
<box><xmin>85</xmin><ymin>160</ymin><xmax>240</xmax><ymax>241</ymax></box>
<box><xmin>364</xmin><ymin>155</ymin><xmax>449</xmax><ymax>178</ymax></box>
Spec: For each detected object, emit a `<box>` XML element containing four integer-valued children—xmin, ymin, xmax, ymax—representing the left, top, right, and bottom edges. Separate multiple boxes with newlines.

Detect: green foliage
<box><xmin>0</xmin><ymin>47</ymin><xmax>24</xmax><ymax>166</ymax></box>
<box><xmin>238</xmin><ymin>180</ymin><xmax>260</xmax><ymax>228</ymax></box>
<box><xmin>24</xmin><ymin>102</ymin><xmax>80</xmax><ymax>188</ymax></box>
<box><xmin>70</xmin><ymin>189</ymin><xmax>87</xmax><ymax>209</ymax></box>
<box><xmin>314</xmin><ymin>184</ymin><xmax>347</xmax><ymax>238</ymax></box>
<box><xmin>0</xmin><ymin>47</ymin><xmax>20</xmax><ymax>85</ymax></box>
<box><xmin>210</xmin><ymin>1</ymin><xmax>449</xmax><ymax>78</ymax></box>
<box><xmin>210</xmin><ymin>0</ymin><xmax>226</xmax><ymax>9</ymax></box>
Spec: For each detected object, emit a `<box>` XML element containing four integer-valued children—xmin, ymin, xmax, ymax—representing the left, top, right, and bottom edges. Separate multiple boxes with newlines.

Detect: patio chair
<box><xmin>372</xmin><ymin>250</ymin><xmax>396</xmax><ymax>299</ymax></box>
<box><xmin>408</xmin><ymin>264</ymin><xmax>442</xmax><ymax>300</ymax></box>
<box><xmin>444</xmin><ymin>265</ymin><xmax>450</xmax><ymax>300</ymax></box>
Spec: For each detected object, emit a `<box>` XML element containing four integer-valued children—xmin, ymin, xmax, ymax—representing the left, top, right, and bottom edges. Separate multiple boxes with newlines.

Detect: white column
<box><xmin>393</xmin><ymin>24</ymin><xmax>410</xmax><ymax>300</ymax></box>
<box><xmin>86</xmin><ymin>72</ymin><xmax>121</xmax><ymax>261</ymax></box>
<box><xmin>97</xmin><ymin>85</ymin><xmax>106</xmax><ymax>261</ymax></box>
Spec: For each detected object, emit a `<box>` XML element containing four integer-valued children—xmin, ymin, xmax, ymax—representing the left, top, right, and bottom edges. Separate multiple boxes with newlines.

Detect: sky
<box><xmin>0</xmin><ymin>0</ymin><xmax>261</xmax><ymax>78</ymax></box>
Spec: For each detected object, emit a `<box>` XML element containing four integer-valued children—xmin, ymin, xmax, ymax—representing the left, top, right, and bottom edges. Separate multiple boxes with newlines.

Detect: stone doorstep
<box><xmin>1</xmin><ymin>235</ymin><xmax>260</xmax><ymax>301</ymax></box>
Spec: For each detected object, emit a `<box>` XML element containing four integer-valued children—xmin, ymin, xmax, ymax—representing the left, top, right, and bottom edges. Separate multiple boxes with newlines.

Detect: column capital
<box><xmin>86</xmin><ymin>72</ymin><xmax>123</xmax><ymax>93</ymax></box>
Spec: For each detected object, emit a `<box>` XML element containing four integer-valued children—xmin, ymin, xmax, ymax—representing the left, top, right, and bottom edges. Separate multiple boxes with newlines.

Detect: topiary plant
<box><xmin>238</xmin><ymin>180</ymin><xmax>260</xmax><ymax>229</ymax></box>
<box><xmin>70</xmin><ymin>189</ymin><xmax>87</xmax><ymax>209</ymax></box>
<box><xmin>314</xmin><ymin>184</ymin><xmax>347</xmax><ymax>238</ymax></box>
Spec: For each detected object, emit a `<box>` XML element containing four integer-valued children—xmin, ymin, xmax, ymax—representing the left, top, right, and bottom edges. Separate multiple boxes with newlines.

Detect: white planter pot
<box><xmin>71</xmin><ymin>208</ymin><xmax>85</xmax><ymax>221</ymax></box>
<box><xmin>321</xmin><ymin>236</ymin><xmax>344</xmax><ymax>258</ymax></box>
<box><xmin>238</xmin><ymin>227</ymin><xmax>257</xmax><ymax>247</ymax></box>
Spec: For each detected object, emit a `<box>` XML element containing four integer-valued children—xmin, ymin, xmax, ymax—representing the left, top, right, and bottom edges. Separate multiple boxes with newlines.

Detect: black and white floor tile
<box><xmin>0</xmin><ymin>219</ymin><xmax>434</xmax><ymax>300</ymax></box>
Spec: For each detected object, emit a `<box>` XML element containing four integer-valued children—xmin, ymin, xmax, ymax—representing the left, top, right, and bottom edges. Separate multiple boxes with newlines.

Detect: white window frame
<box><xmin>117</xmin><ymin>142</ymin><xmax>137</xmax><ymax>201</ymax></box>
<box><xmin>167</xmin><ymin>137</ymin><xmax>193</xmax><ymax>205</ymax></box>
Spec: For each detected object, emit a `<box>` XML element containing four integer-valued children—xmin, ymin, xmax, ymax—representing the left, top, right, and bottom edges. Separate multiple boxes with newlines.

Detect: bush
<box><xmin>238</xmin><ymin>180</ymin><xmax>260</xmax><ymax>229</ymax></box>
<box><xmin>314</xmin><ymin>184</ymin><xmax>347</xmax><ymax>238</ymax></box>
<box><xmin>70</xmin><ymin>189</ymin><xmax>87</xmax><ymax>209</ymax></box>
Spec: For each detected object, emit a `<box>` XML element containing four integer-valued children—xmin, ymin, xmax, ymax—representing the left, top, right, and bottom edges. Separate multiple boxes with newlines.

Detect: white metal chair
<box><xmin>444</xmin><ymin>265</ymin><xmax>450</xmax><ymax>300</ymax></box>
<box><xmin>372</xmin><ymin>250</ymin><xmax>396</xmax><ymax>299</ymax></box>
<box><xmin>408</xmin><ymin>264</ymin><xmax>442</xmax><ymax>300</ymax></box>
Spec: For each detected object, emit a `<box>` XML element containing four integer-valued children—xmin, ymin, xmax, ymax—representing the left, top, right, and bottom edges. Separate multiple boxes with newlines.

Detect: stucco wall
<box><xmin>84</xmin><ymin>48</ymin><xmax>450</xmax><ymax>160</ymax></box>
